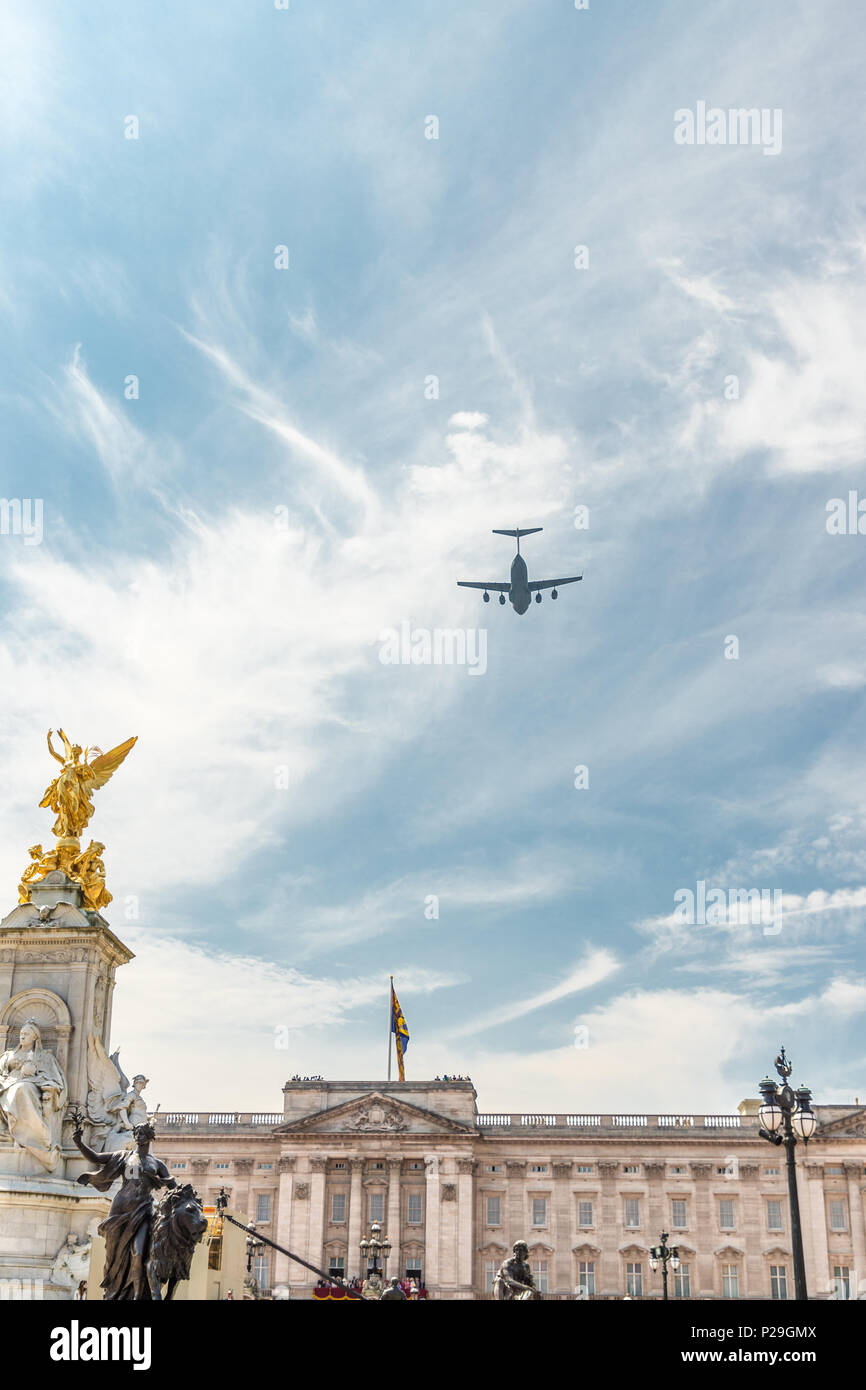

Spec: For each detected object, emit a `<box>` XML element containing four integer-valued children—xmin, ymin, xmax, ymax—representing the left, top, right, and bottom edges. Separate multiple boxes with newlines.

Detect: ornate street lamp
<box><xmin>758</xmin><ymin>1047</ymin><xmax>815</xmax><ymax>1300</ymax></box>
<box><xmin>649</xmin><ymin>1232</ymin><xmax>680</xmax><ymax>1301</ymax></box>
<box><xmin>360</xmin><ymin>1219</ymin><xmax>391</xmax><ymax>1280</ymax></box>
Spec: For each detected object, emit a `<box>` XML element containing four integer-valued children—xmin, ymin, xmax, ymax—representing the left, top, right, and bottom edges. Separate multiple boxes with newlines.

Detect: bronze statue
<box><xmin>379</xmin><ymin>1275</ymin><xmax>407</xmax><ymax>1300</ymax></box>
<box><xmin>493</xmin><ymin>1241</ymin><xmax>541</xmax><ymax>1301</ymax></box>
<box><xmin>73</xmin><ymin>1120</ymin><xmax>206</xmax><ymax>1300</ymax></box>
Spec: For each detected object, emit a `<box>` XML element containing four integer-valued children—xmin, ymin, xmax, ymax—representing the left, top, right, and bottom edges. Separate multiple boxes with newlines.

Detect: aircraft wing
<box><xmin>457</xmin><ymin>581</ymin><xmax>511</xmax><ymax>592</ymax></box>
<box><xmin>527</xmin><ymin>576</ymin><xmax>582</xmax><ymax>592</ymax></box>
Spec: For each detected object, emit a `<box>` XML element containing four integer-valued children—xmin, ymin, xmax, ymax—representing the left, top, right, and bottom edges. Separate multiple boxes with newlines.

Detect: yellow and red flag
<box><xmin>391</xmin><ymin>982</ymin><xmax>410</xmax><ymax>1081</ymax></box>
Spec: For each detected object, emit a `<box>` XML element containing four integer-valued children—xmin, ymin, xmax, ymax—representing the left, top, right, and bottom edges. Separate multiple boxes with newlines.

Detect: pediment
<box><xmin>275</xmin><ymin>1091</ymin><xmax>475</xmax><ymax>1136</ymax></box>
<box><xmin>815</xmin><ymin>1108</ymin><xmax>866</xmax><ymax>1138</ymax></box>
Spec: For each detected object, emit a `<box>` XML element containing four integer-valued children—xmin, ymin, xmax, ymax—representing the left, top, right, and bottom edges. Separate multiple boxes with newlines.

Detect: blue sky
<box><xmin>1</xmin><ymin>0</ymin><xmax>865</xmax><ymax>1112</ymax></box>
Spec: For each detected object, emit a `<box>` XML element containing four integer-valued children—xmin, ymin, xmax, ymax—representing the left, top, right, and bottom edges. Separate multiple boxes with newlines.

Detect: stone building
<box><xmin>154</xmin><ymin>1079</ymin><xmax>866</xmax><ymax>1300</ymax></box>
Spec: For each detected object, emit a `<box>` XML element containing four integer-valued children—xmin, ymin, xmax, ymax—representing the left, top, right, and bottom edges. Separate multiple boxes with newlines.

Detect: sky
<box><xmin>1</xmin><ymin>0</ymin><xmax>865</xmax><ymax>1114</ymax></box>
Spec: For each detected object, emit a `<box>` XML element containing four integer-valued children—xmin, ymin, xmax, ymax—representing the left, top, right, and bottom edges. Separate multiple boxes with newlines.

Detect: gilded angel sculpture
<box><xmin>39</xmin><ymin>729</ymin><xmax>137</xmax><ymax>840</ymax></box>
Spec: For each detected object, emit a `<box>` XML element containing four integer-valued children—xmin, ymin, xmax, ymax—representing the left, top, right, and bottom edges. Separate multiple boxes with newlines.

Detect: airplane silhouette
<box><xmin>457</xmin><ymin>528</ymin><xmax>582</xmax><ymax>615</ymax></box>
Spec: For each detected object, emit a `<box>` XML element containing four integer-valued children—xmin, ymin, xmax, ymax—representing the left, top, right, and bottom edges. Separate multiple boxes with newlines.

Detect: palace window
<box><xmin>766</xmin><ymin>1199</ymin><xmax>783</xmax><ymax>1231</ymax></box>
<box><xmin>252</xmin><ymin>1255</ymin><xmax>269</xmax><ymax>1292</ymax></box>
<box><xmin>258</xmin><ymin>1163</ymin><xmax>273</xmax><ymax>1170</ymax></box>
<box><xmin>764</xmin><ymin>1167</ymin><xmax>780</xmax><ymax>1176</ymax></box>
<box><xmin>486</xmin><ymin>1196</ymin><xmax>501</xmax><ymax>1226</ymax></box>
<box><xmin>674</xmin><ymin>1263</ymin><xmax>691</xmax><ymax>1298</ymax></box>
<box><xmin>577</xmin><ymin>1260</ymin><xmax>595</xmax><ymax>1296</ymax></box>
<box><xmin>407</xmin><ymin>1161</ymin><xmax>424</xmax><ymax>1170</ymax></box>
<box><xmin>719</xmin><ymin>1199</ymin><xmax>735</xmax><ymax>1230</ymax></box>
<box><xmin>486</xmin><ymin>1164</ymin><xmax>503</xmax><ymax>1173</ymax></box>
<box><xmin>331</xmin><ymin>1192</ymin><xmax>347</xmax><ymax>1223</ymax></box>
<box><xmin>578</xmin><ymin>1200</ymin><xmax>593</xmax><ymax>1227</ymax></box>
<box><xmin>624</xmin><ymin>1198</ymin><xmax>640</xmax><ymax>1228</ymax></box>
<box><xmin>171</xmin><ymin>1162</ymin><xmax>187</xmax><ymax>1170</ymax></box>
<box><xmin>484</xmin><ymin>1261</ymin><xmax>497</xmax><ymax>1293</ymax></box>
<box><xmin>215</xmin><ymin>1162</ymin><xmax>229</xmax><ymax>1170</ymax></box>
<box><xmin>530</xmin><ymin>1164</ymin><xmax>548</xmax><ymax>1174</ymax></box>
<box><xmin>671</xmin><ymin>1199</ymin><xmax>687</xmax><ymax>1229</ymax></box>
<box><xmin>333</xmin><ymin>1161</ymin><xmax>346</xmax><ymax>1170</ymax></box>
<box><xmin>371</xmin><ymin>1162</ymin><xmax>385</xmax><ymax>1171</ymax></box>
<box><xmin>369</xmin><ymin>1193</ymin><xmax>385</xmax><ymax>1223</ymax></box>
<box><xmin>256</xmin><ymin>1193</ymin><xmax>272</xmax><ymax>1223</ymax></box>
<box><xmin>531</xmin><ymin>1197</ymin><xmax>547</xmax><ymax>1227</ymax></box>
<box><xmin>722</xmin><ymin>1264</ymin><xmax>739</xmax><ymax>1298</ymax></box>
<box><xmin>576</xmin><ymin>1165</ymin><xmax>593</xmax><ymax>1174</ymax></box>
<box><xmin>329</xmin><ymin>1256</ymin><xmax>345</xmax><ymax>1278</ymax></box>
<box><xmin>770</xmin><ymin>1265</ymin><xmax>788</xmax><ymax>1300</ymax></box>
<box><xmin>624</xmin><ymin>1165</ymin><xmax>639</xmax><ymax>1174</ymax></box>
<box><xmin>626</xmin><ymin>1263</ymin><xmax>642</xmax><ymax>1297</ymax></box>
<box><xmin>531</xmin><ymin>1261</ymin><xmax>549</xmax><ymax>1293</ymax></box>
<box><xmin>825</xmin><ymin>1166</ymin><xmax>844</xmax><ymax>1175</ymax></box>
<box><xmin>833</xmin><ymin>1265</ymin><xmax>851</xmax><ymax>1300</ymax></box>
<box><xmin>829</xmin><ymin>1199</ymin><xmax>848</xmax><ymax>1232</ymax></box>
<box><xmin>670</xmin><ymin>1166</ymin><xmax>686</xmax><ymax>1175</ymax></box>
<box><xmin>407</xmin><ymin>1193</ymin><xmax>423</xmax><ymax>1225</ymax></box>
<box><xmin>406</xmin><ymin>1258</ymin><xmax>423</xmax><ymax>1283</ymax></box>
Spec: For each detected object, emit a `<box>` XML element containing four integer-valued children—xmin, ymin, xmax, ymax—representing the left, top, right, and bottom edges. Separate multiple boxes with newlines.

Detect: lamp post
<box><xmin>649</xmin><ymin>1232</ymin><xmax>680</xmax><ymax>1301</ymax></box>
<box><xmin>757</xmin><ymin>1047</ymin><xmax>816</xmax><ymax>1301</ymax></box>
<box><xmin>359</xmin><ymin>1219</ymin><xmax>391</xmax><ymax>1283</ymax></box>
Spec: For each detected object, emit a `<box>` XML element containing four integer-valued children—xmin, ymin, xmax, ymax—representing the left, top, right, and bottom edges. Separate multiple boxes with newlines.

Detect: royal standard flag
<box><xmin>391</xmin><ymin>984</ymin><xmax>410</xmax><ymax>1081</ymax></box>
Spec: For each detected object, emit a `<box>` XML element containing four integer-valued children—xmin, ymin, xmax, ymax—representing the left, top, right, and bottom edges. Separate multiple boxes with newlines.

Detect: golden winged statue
<box><xmin>18</xmin><ymin>730</ymin><xmax>137</xmax><ymax>911</ymax></box>
<box><xmin>39</xmin><ymin>729</ymin><xmax>137</xmax><ymax>839</ymax></box>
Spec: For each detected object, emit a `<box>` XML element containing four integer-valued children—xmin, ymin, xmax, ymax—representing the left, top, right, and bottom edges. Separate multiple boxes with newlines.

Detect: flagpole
<box><xmin>387</xmin><ymin>975</ymin><xmax>393</xmax><ymax>1081</ymax></box>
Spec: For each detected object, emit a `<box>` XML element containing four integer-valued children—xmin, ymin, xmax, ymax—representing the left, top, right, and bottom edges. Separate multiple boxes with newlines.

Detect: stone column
<box><xmin>845</xmin><ymin>1163</ymin><xmax>866</xmax><ymax>1298</ymax></box>
<box><xmin>804</xmin><ymin>1163</ymin><xmax>830</xmax><ymax>1300</ymax></box>
<box><xmin>552</xmin><ymin>1161</ymin><xmax>573</xmax><ymax>1293</ymax></box>
<box><xmin>387</xmin><ymin>1156</ymin><xmax>402</xmax><ymax>1282</ymax></box>
<box><xmin>289</xmin><ymin>1166</ymin><xmax>310</xmax><ymax>1290</ymax></box>
<box><xmin>643</xmin><ymin>1160</ymin><xmax>666</xmax><ymax>1240</ymax></box>
<box><xmin>307</xmin><ymin>1156</ymin><xmax>328</xmax><ymax>1275</ymax></box>
<box><xmin>347</xmin><ymin>1157</ymin><xmax>364</xmax><ymax>1280</ymax></box>
<box><xmin>424</xmin><ymin>1155</ymin><xmax>441</xmax><ymax>1292</ymax></box>
<box><xmin>689</xmin><ymin>1163</ymin><xmax>715</xmax><ymax>1296</ymax></box>
<box><xmin>735</xmin><ymin>1162</ymin><xmax>761</xmax><ymax>1298</ymax></box>
<box><xmin>456</xmin><ymin>1158</ymin><xmax>476</xmax><ymax>1295</ymax></box>
<box><xmin>597</xmin><ymin>1161</ymin><xmax>620</xmax><ymax>1295</ymax></box>
<box><xmin>234</xmin><ymin>1157</ymin><xmax>254</xmax><ymax>1223</ymax></box>
<box><xmin>274</xmin><ymin>1156</ymin><xmax>295</xmax><ymax>1286</ymax></box>
<box><xmin>506</xmin><ymin>1160</ymin><xmax>526</xmax><ymax>1247</ymax></box>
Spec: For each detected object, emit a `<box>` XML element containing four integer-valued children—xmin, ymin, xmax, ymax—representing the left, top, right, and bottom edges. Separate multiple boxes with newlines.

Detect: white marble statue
<box><xmin>51</xmin><ymin>1231</ymin><xmax>92</xmax><ymax>1288</ymax></box>
<box><xmin>85</xmin><ymin>1034</ymin><xmax>149</xmax><ymax>1150</ymax></box>
<box><xmin>0</xmin><ymin>1020</ymin><xmax>67</xmax><ymax>1171</ymax></box>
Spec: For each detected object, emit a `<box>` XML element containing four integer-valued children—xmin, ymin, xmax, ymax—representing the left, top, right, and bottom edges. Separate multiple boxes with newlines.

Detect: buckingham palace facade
<box><xmin>154</xmin><ymin>1079</ymin><xmax>866</xmax><ymax>1299</ymax></box>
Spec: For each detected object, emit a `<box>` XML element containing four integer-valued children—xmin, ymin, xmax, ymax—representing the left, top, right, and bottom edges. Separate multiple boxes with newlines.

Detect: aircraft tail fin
<box><xmin>492</xmin><ymin>527</ymin><xmax>543</xmax><ymax>539</ymax></box>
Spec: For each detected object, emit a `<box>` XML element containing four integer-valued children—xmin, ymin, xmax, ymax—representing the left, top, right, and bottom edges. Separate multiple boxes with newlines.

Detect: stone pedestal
<box><xmin>0</xmin><ymin>876</ymin><xmax>133</xmax><ymax>1296</ymax></box>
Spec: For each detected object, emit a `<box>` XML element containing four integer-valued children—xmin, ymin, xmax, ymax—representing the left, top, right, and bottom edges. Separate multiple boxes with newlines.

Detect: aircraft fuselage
<box><xmin>510</xmin><ymin>553</ymin><xmax>530</xmax><ymax>614</ymax></box>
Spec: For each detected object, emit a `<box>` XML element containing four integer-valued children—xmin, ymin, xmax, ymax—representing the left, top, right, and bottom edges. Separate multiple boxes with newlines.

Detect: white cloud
<box><xmin>448</xmin><ymin>412</ymin><xmax>489</xmax><ymax>430</ymax></box>
<box><xmin>445</xmin><ymin>948</ymin><xmax>620</xmax><ymax>1041</ymax></box>
<box><xmin>112</xmin><ymin>926</ymin><xmax>461</xmax><ymax>1110</ymax></box>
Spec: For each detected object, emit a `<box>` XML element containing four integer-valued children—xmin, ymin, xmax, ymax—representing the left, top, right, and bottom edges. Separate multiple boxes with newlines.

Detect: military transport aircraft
<box><xmin>457</xmin><ymin>527</ymin><xmax>582</xmax><ymax>615</ymax></box>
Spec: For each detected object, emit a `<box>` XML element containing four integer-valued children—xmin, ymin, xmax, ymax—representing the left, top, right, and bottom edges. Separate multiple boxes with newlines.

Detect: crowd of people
<box><xmin>288</xmin><ymin>1074</ymin><xmax>324</xmax><ymax>1082</ymax></box>
<box><xmin>312</xmin><ymin>1274</ymin><xmax>428</xmax><ymax>1301</ymax></box>
<box><xmin>433</xmin><ymin>1074</ymin><xmax>471</xmax><ymax>1082</ymax></box>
